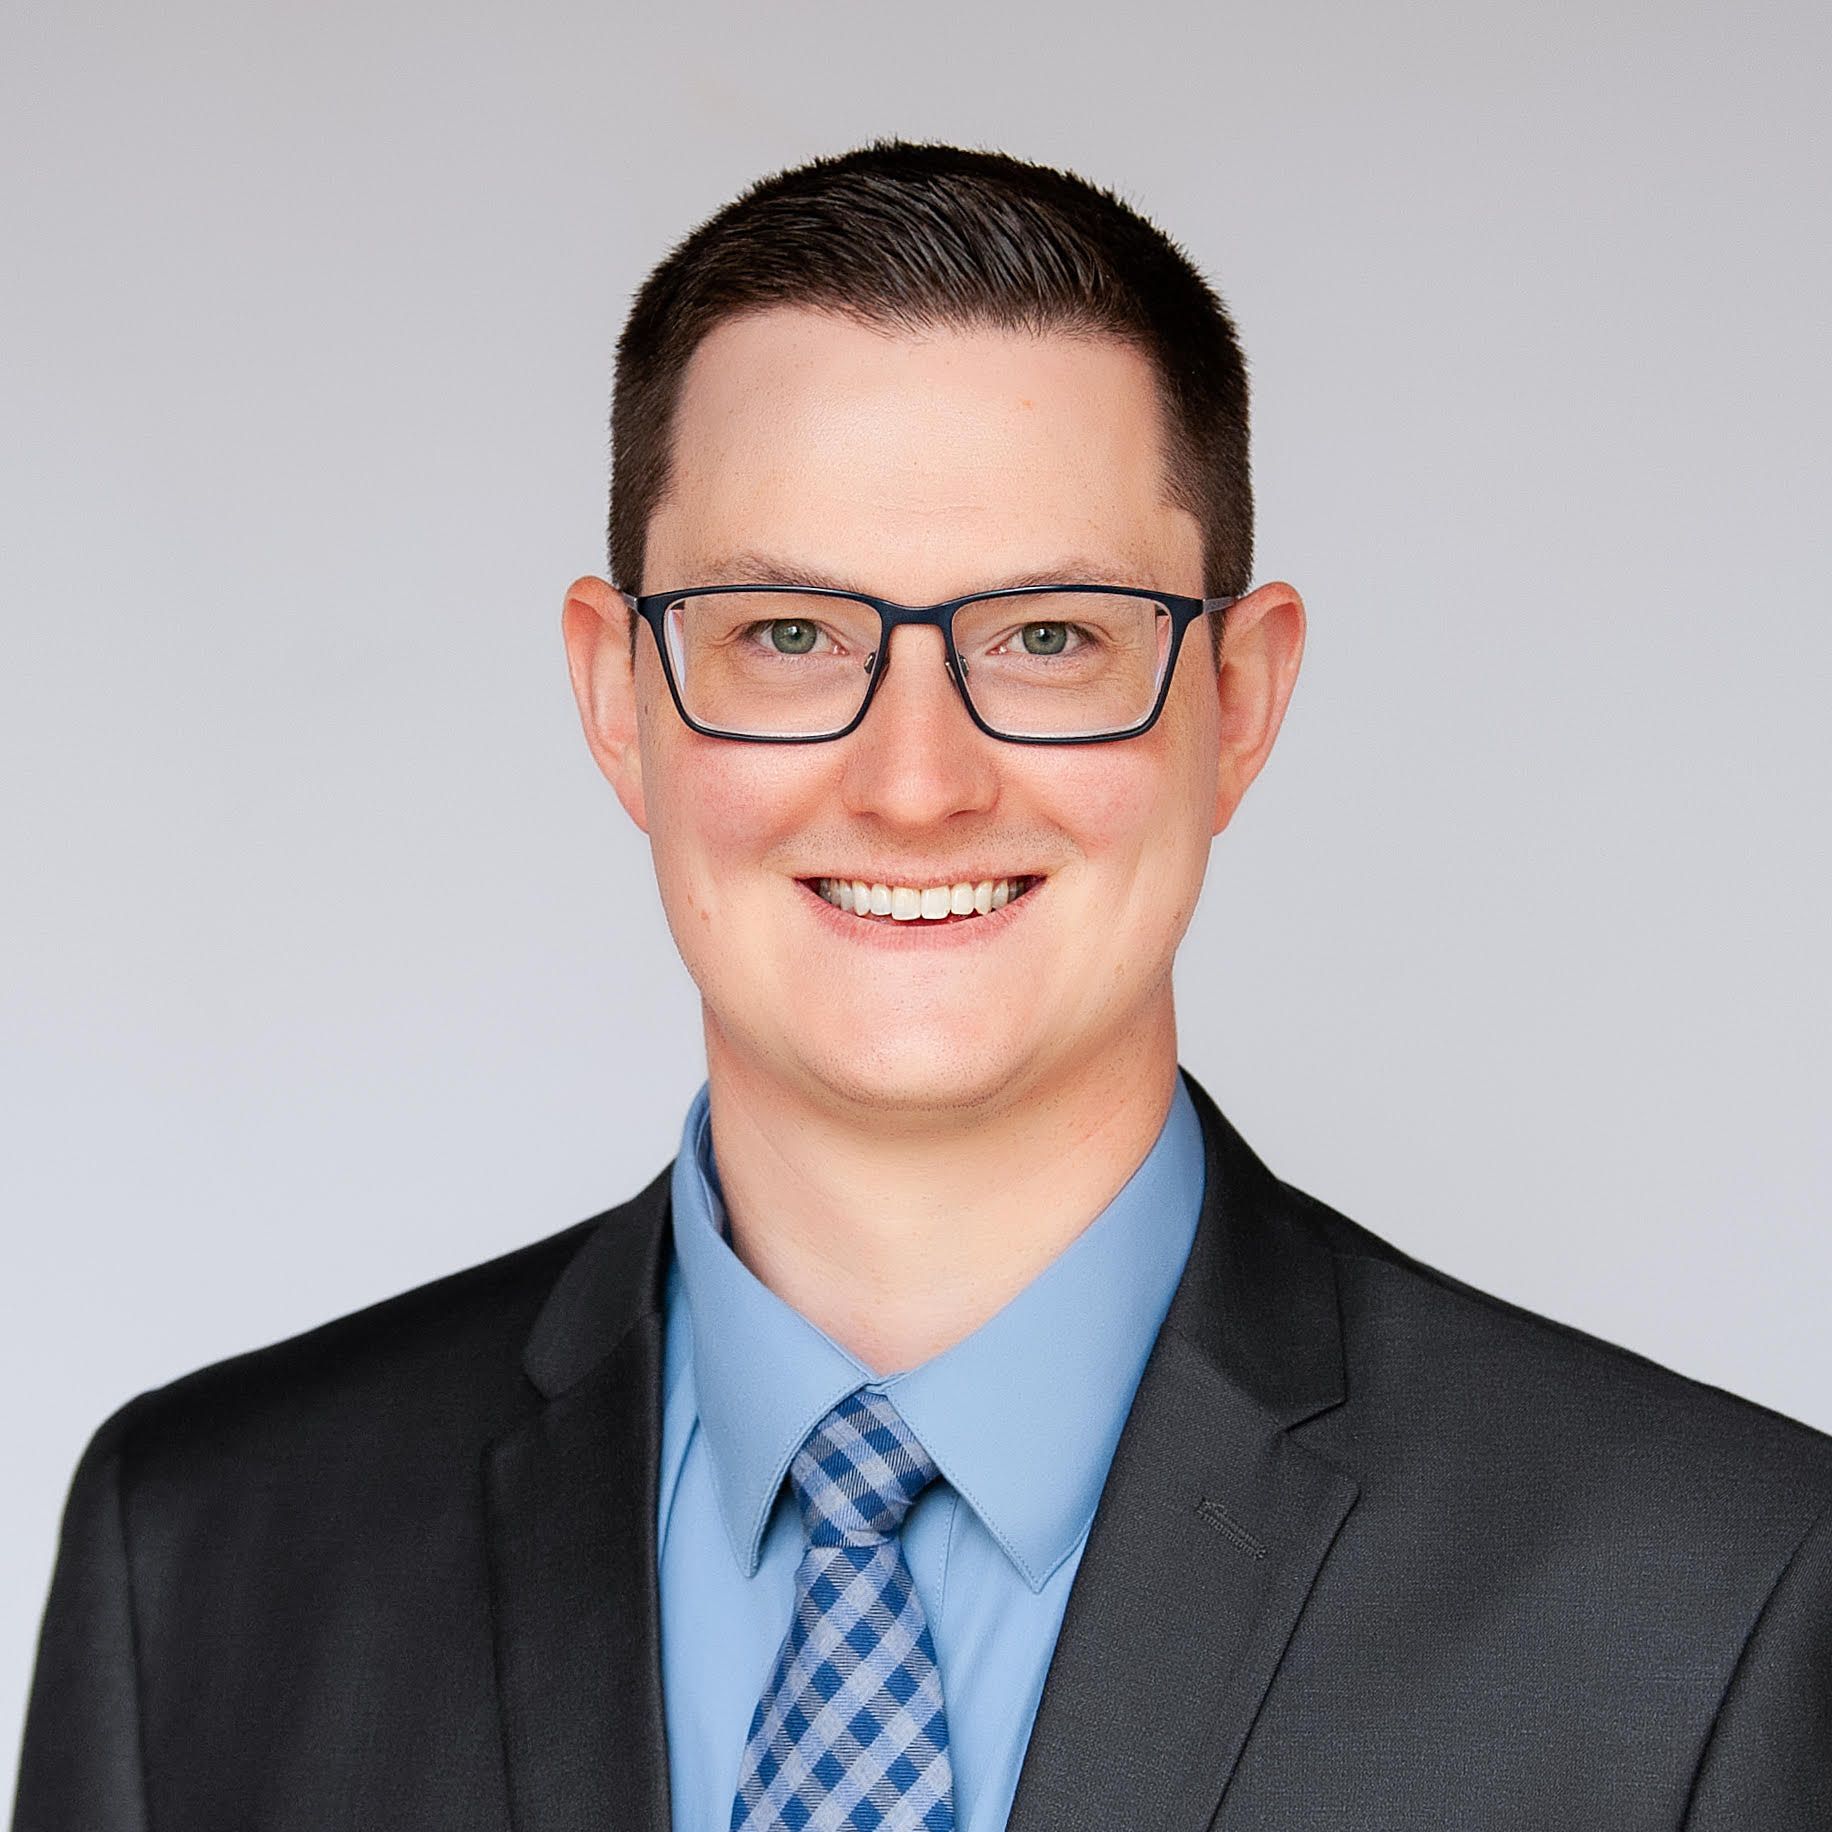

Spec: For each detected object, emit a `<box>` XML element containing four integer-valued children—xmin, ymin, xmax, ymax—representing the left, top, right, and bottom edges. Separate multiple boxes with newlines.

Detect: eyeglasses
<box><xmin>617</xmin><ymin>582</ymin><xmax>1238</xmax><ymax>744</ymax></box>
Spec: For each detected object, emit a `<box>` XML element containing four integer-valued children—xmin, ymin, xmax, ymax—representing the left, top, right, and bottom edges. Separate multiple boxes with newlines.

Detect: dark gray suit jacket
<box><xmin>14</xmin><ymin>1067</ymin><xmax>1832</xmax><ymax>1829</ymax></box>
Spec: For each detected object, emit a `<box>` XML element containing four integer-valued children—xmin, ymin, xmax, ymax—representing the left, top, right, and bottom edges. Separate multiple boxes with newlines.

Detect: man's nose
<box><xmin>838</xmin><ymin>623</ymin><xmax>999</xmax><ymax>815</ymax></box>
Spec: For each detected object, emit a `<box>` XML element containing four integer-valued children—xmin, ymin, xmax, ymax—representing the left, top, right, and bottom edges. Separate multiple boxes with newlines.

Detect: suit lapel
<box><xmin>1006</xmin><ymin>1069</ymin><xmax>1361</xmax><ymax>1832</ymax></box>
<box><xmin>482</xmin><ymin>1167</ymin><xmax>675</xmax><ymax>1832</ymax></box>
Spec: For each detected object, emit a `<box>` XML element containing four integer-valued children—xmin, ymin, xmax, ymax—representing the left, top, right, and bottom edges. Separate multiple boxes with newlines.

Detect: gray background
<box><xmin>4</xmin><ymin>0</ymin><xmax>1828</xmax><ymax>1781</ymax></box>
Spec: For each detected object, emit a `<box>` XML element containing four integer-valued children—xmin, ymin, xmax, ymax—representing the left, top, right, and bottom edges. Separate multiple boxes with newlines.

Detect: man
<box><xmin>12</xmin><ymin>140</ymin><xmax>1831</xmax><ymax>1832</ymax></box>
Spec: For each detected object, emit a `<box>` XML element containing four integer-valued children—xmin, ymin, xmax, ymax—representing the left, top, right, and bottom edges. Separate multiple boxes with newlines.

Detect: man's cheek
<box><xmin>655</xmin><ymin>761</ymin><xmax>781</xmax><ymax>863</ymax></box>
<box><xmin>1041</xmin><ymin>760</ymin><xmax>1161</xmax><ymax>849</ymax></box>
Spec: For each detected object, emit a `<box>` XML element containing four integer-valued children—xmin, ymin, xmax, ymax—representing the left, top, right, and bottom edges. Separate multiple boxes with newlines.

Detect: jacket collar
<box><xmin>519</xmin><ymin>1158</ymin><xmax>672</xmax><ymax>1401</ymax></box>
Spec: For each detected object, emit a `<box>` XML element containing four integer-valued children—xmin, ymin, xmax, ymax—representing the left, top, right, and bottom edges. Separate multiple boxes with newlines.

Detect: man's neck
<box><xmin>700</xmin><ymin>1008</ymin><xmax>1183</xmax><ymax>1375</ymax></box>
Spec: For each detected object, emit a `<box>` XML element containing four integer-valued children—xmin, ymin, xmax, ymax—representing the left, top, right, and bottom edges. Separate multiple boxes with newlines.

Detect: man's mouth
<box><xmin>800</xmin><ymin>875</ymin><xmax>1043</xmax><ymax>925</ymax></box>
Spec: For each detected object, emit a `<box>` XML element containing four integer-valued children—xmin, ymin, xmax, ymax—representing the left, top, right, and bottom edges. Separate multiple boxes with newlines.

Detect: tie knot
<box><xmin>788</xmin><ymin>1388</ymin><xmax>940</xmax><ymax>1546</ymax></box>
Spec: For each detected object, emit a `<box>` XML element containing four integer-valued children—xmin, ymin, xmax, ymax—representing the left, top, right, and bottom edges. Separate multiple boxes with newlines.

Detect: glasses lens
<box><xmin>952</xmin><ymin>592</ymin><xmax>1172</xmax><ymax>737</ymax></box>
<box><xmin>665</xmin><ymin>591</ymin><xmax>880</xmax><ymax>737</ymax></box>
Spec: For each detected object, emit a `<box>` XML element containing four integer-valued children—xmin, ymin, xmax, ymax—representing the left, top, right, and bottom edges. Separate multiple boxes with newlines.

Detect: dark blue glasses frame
<box><xmin>616</xmin><ymin>582</ymin><xmax>1239</xmax><ymax>745</ymax></box>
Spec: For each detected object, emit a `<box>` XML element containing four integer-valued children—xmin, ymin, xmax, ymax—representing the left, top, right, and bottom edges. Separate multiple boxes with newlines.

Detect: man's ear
<box><xmin>1211</xmin><ymin>581</ymin><xmax>1306</xmax><ymax>836</ymax></box>
<box><xmin>561</xmin><ymin>575</ymin><xmax>650</xmax><ymax>833</ymax></box>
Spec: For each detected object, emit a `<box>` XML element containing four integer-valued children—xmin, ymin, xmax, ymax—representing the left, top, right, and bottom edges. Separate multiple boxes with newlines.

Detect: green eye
<box><xmin>1020</xmin><ymin>623</ymin><xmax>1070</xmax><ymax>656</ymax></box>
<box><xmin>768</xmin><ymin>620</ymin><xmax>818</xmax><ymax>655</ymax></box>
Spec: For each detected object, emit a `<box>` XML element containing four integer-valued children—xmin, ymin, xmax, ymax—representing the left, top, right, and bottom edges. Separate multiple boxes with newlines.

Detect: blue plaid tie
<box><xmin>729</xmin><ymin>1387</ymin><xmax>956</xmax><ymax>1831</ymax></box>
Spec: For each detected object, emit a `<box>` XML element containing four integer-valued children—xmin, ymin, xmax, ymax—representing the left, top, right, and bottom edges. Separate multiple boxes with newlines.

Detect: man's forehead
<box><xmin>651</xmin><ymin>309</ymin><xmax>1200</xmax><ymax>594</ymax></box>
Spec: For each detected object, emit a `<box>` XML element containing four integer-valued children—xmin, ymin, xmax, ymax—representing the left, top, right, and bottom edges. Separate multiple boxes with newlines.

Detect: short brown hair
<box><xmin>609</xmin><ymin>139</ymin><xmax>1253</xmax><ymax>665</ymax></box>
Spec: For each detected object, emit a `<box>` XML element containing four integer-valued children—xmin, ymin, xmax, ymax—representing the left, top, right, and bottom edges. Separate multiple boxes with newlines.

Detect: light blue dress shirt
<box><xmin>657</xmin><ymin>1070</ymin><xmax>1207</xmax><ymax>1832</ymax></box>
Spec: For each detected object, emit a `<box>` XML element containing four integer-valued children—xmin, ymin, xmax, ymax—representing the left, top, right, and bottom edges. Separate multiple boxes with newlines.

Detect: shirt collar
<box><xmin>667</xmin><ymin>1070</ymin><xmax>1206</xmax><ymax>1593</ymax></box>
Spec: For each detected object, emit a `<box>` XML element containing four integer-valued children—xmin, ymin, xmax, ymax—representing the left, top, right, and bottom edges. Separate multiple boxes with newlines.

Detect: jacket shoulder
<box><xmin>1289</xmin><ymin>1181</ymin><xmax>1832</xmax><ymax>1536</ymax></box>
<box><xmin>101</xmin><ymin>1169</ymin><xmax>670</xmax><ymax>1486</ymax></box>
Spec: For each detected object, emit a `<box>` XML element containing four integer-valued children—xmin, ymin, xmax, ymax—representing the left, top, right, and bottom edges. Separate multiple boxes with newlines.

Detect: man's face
<box><xmin>565</xmin><ymin>306</ymin><xmax>1301</xmax><ymax>1123</ymax></box>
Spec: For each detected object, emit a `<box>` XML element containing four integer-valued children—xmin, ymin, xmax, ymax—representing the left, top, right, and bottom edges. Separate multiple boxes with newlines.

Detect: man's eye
<box><xmin>1022</xmin><ymin>623</ymin><xmax>1071</xmax><ymax>656</ymax></box>
<box><xmin>994</xmin><ymin>623</ymin><xmax>1096</xmax><ymax>657</ymax></box>
<box><xmin>743</xmin><ymin>619</ymin><xmax>830</xmax><ymax>655</ymax></box>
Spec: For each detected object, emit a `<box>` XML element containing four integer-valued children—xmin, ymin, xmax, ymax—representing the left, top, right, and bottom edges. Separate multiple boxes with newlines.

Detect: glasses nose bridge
<box><xmin>867</xmin><ymin>599</ymin><xmax>969</xmax><ymax>714</ymax></box>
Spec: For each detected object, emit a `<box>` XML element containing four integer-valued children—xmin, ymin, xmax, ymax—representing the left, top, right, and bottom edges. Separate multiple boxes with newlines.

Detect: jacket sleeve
<box><xmin>10</xmin><ymin>1398</ymin><xmax>152</xmax><ymax>1832</ymax></box>
<box><xmin>1682</xmin><ymin>1497</ymin><xmax>1832</xmax><ymax>1829</ymax></box>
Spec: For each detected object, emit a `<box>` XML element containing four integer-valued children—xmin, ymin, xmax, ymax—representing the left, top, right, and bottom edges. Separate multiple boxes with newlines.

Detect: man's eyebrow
<box><xmin>674</xmin><ymin>553</ymin><xmax>1162</xmax><ymax>596</ymax></box>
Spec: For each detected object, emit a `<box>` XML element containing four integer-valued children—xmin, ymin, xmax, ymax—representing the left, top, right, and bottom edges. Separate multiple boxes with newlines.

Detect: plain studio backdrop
<box><xmin>3</xmin><ymin>0</ymin><xmax>1828</xmax><ymax>1783</ymax></box>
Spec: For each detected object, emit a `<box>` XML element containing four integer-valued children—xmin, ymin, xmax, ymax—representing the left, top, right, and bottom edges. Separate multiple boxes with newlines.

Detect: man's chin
<box><xmin>782</xmin><ymin>1031</ymin><xmax>1043</xmax><ymax>1123</ymax></box>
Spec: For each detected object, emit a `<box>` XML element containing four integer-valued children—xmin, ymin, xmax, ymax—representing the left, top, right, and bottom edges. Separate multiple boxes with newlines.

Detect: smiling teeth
<box><xmin>815</xmin><ymin>877</ymin><xmax>1032</xmax><ymax>920</ymax></box>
